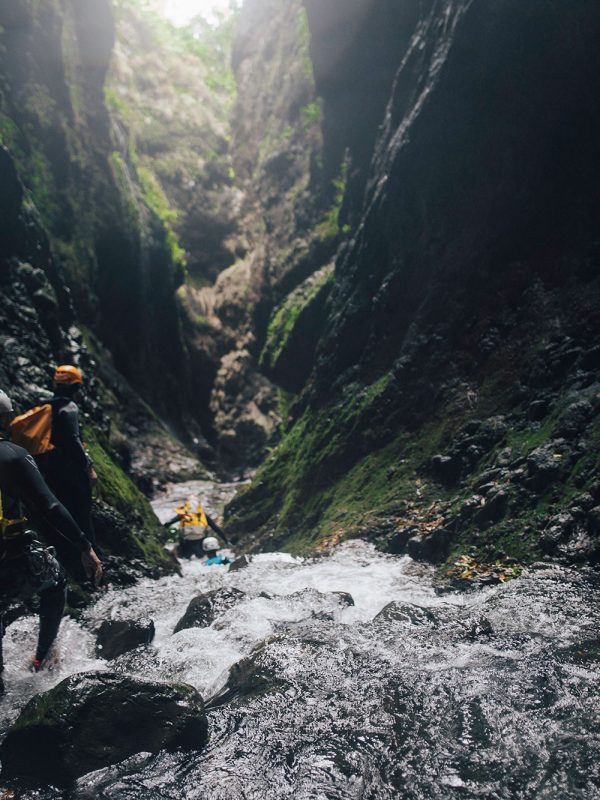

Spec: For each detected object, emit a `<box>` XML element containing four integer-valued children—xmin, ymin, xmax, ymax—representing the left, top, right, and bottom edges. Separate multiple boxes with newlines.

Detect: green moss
<box><xmin>84</xmin><ymin>427</ymin><xmax>171</xmax><ymax>570</ymax></box>
<box><xmin>138</xmin><ymin>165</ymin><xmax>186</xmax><ymax>267</ymax></box>
<box><xmin>296</xmin><ymin>7</ymin><xmax>314</xmax><ymax>82</ymax></box>
<box><xmin>261</xmin><ymin>264</ymin><xmax>333</xmax><ymax>371</ymax></box>
<box><xmin>0</xmin><ymin>111</ymin><xmax>20</xmax><ymax>150</ymax></box>
<box><xmin>300</xmin><ymin>99</ymin><xmax>322</xmax><ymax>131</ymax></box>
<box><xmin>227</xmin><ymin>372</ymin><xmax>439</xmax><ymax>550</ymax></box>
<box><xmin>86</xmin><ymin>428</ymin><xmax>161</xmax><ymax>536</ymax></box>
<box><xmin>108</xmin><ymin>151</ymin><xmax>139</xmax><ymax>223</ymax></box>
<box><xmin>314</xmin><ymin>166</ymin><xmax>348</xmax><ymax>243</ymax></box>
<box><xmin>27</xmin><ymin>147</ymin><xmax>59</xmax><ymax>225</ymax></box>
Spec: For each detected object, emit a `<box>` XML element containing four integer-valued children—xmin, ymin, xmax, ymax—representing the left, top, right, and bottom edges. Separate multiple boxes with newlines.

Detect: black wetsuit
<box><xmin>36</xmin><ymin>394</ymin><xmax>96</xmax><ymax>553</ymax></box>
<box><xmin>0</xmin><ymin>438</ymin><xmax>91</xmax><ymax>679</ymax></box>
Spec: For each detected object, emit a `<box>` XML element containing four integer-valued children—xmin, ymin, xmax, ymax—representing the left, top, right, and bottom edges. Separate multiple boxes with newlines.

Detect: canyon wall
<box><xmin>227</xmin><ymin>0</ymin><xmax>600</xmax><ymax>571</ymax></box>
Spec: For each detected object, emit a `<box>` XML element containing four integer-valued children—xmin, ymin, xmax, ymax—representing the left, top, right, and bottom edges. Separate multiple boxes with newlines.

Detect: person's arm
<box><xmin>164</xmin><ymin>513</ymin><xmax>180</xmax><ymax>527</ymax></box>
<box><xmin>17</xmin><ymin>453</ymin><xmax>102</xmax><ymax>582</ymax></box>
<box><xmin>206</xmin><ymin>513</ymin><xmax>229</xmax><ymax>543</ymax></box>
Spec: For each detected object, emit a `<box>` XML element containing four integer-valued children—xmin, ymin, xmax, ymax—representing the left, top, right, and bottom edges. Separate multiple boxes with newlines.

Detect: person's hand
<box><xmin>81</xmin><ymin>547</ymin><xmax>102</xmax><ymax>584</ymax></box>
<box><xmin>88</xmin><ymin>465</ymin><xmax>98</xmax><ymax>487</ymax></box>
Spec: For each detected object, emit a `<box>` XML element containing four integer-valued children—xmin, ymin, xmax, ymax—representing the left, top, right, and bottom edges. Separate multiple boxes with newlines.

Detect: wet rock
<box><xmin>430</xmin><ymin>453</ymin><xmax>462</xmax><ymax>486</ymax></box>
<box><xmin>174</xmin><ymin>587</ymin><xmax>246</xmax><ymax>632</ymax></box>
<box><xmin>473</xmin><ymin>469</ymin><xmax>504</xmax><ymax>490</ymax></box>
<box><xmin>0</xmin><ymin>672</ymin><xmax>208</xmax><ymax>786</ymax></box>
<box><xmin>527</xmin><ymin>398</ymin><xmax>550</xmax><ymax>421</ymax></box>
<box><xmin>375</xmin><ymin>602</ymin><xmax>437</xmax><ymax>626</ymax></box>
<box><xmin>580</xmin><ymin>345</ymin><xmax>600</xmax><ymax>371</ymax></box>
<box><xmin>331</xmin><ymin>591</ymin><xmax>355</xmax><ymax>607</ymax></box>
<box><xmin>526</xmin><ymin>439</ymin><xmax>571</xmax><ymax>489</ymax></box>
<box><xmin>229</xmin><ymin>554</ymin><xmax>252</xmax><ymax>572</ymax></box>
<box><xmin>587</xmin><ymin>506</ymin><xmax>600</xmax><ymax>536</ymax></box>
<box><xmin>472</xmin><ymin>490</ymin><xmax>509</xmax><ymax>528</ymax></box>
<box><xmin>95</xmin><ymin>619</ymin><xmax>155</xmax><ymax>660</ymax></box>
<box><xmin>406</xmin><ymin>528</ymin><xmax>450</xmax><ymax>564</ymax></box>
<box><xmin>0</xmin><ymin>146</ymin><xmax>23</xmax><ymax>235</ymax></box>
<box><xmin>388</xmin><ymin>525</ymin><xmax>417</xmax><ymax>554</ymax></box>
<box><xmin>553</xmin><ymin>400</ymin><xmax>594</xmax><ymax>439</ymax></box>
<box><xmin>465</xmin><ymin>615</ymin><xmax>494</xmax><ymax>640</ymax></box>
<box><xmin>556</xmin><ymin>529</ymin><xmax>600</xmax><ymax>564</ymax></box>
<box><xmin>540</xmin><ymin>512</ymin><xmax>575</xmax><ymax>554</ymax></box>
<box><xmin>210</xmin><ymin>349</ymin><xmax>280</xmax><ymax>471</ymax></box>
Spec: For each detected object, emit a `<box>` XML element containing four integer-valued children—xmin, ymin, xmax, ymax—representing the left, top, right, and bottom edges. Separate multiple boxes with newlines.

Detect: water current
<box><xmin>2</xmin><ymin>481</ymin><xmax>600</xmax><ymax>798</ymax></box>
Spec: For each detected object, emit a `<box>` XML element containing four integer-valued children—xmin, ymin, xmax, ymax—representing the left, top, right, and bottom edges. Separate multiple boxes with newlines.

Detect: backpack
<box><xmin>10</xmin><ymin>404</ymin><xmax>55</xmax><ymax>456</ymax></box>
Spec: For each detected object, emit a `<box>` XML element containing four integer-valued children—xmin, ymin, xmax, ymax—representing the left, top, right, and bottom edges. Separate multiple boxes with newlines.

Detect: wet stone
<box><xmin>174</xmin><ymin>587</ymin><xmax>246</xmax><ymax>632</ymax></box>
<box><xmin>95</xmin><ymin>618</ymin><xmax>155</xmax><ymax>660</ymax></box>
<box><xmin>465</xmin><ymin>615</ymin><xmax>494</xmax><ymax>640</ymax></box>
<box><xmin>406</xmin><ymin>528</ymin><xmax>450</xmax><ymax>563</ymax></box>
<box><xmin>375</xmin><ymin>601</ymin><xmax>437</xmax><ymax>626</ymax></box>
<box><xmin>229</xmin><ymin>554</ymin><xmax>252</xmax><ymax>572</ymax></box>
<box><xmin>587</xmin><ymin>506</ymin><xmax>600</xmax><ymax>535</ymax></box>
<box><xmin>331</xmin><ymin>591</ymin><xmax>354</xmax><ymax>607</ymax></box>
<box><xmin>526</xmin><ymin>439</ymin><xmax>571</xmax><ymax>489</ymax></box>
<box><xmin>0</xmin><ymin>672</ymin><xmax>208</xmax><ymax>786</ymax></box>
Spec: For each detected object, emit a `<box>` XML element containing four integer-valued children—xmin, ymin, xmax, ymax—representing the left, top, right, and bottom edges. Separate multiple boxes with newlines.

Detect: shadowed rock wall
<box><xmin>227</xmin><ymin>0</ymin><xmax>600</xmax><ymax>568</ymax></box>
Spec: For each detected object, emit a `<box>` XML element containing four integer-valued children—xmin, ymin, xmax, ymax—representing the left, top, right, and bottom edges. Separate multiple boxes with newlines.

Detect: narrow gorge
<box><xmin>1</xmin><ymin>0</ymin><xmax>600</xmax><ymax>797</ymax></box>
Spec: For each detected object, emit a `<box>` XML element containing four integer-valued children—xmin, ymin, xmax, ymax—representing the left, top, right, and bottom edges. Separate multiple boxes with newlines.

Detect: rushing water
<box><xmin>2</xmin><ymin>482</ymin><xmax>600</xmax><ymax>798</ymax></box>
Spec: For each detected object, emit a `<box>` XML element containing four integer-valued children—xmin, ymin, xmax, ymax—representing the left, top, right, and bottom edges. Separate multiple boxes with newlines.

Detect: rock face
<box><xmin>226</xmin><ymin>0</ymin><xmax>600</xmax><ymax>567</ymax></box>
<box><xmin>0</xmin><ymin>145</ymin><xmax>175</xmax><ymax>587</ymax></box>
<box><xmin>0</xmin><ymin>0</ymin><xmax>212</xmax><ymax>449</ymax></box>
<box><xmin>174</xmin><ymin>587</ymin><xmax>246</xmax><ymax>632</ymax></box>
<box><xmin>0</xmin><ymin>672</ymin><xmax>208</xmax><ymax>786</ymax></box>
<box><xmin>95</xmin><ymin>619</ymin><xmax>155</xmax><ymax>660</ymax></box>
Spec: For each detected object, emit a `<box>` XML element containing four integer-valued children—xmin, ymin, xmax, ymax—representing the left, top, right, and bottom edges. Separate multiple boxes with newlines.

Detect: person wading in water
<box><xmin>34</xmin><ymin>365</ymin><xmax>99</xmax><ymax>579</ymax></box>
<box><xmin>0</xmin><ymin>389</ymin><xmax>102</xmax><ymax>694</ymax></box>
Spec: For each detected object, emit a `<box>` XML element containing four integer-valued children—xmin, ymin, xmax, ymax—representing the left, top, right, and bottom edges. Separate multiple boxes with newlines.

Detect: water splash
<box><xmin>2</xmin><ymin>482</ymin><xmax>600</xmax><ymax>798</ymax></box>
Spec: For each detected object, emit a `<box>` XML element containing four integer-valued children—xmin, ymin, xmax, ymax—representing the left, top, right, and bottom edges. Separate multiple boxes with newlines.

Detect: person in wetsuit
<box><xmin>164</xmin><ymin>494</ymin><xmax>228</xmax><ymax>559</ymax></box>
<box><xmin>201</xmin><ymin>536</ymin><xmax>231</xmax><ymax>566</ymax></box>
<box><xmin>35</xmin><ymin>365</ymin><xmax>98</xmax><ymax>576</ymax></box>
<box><xmin>0</xmin><ymin>389</ymin><xmax>102</xmax><ymax>694</ymax></box>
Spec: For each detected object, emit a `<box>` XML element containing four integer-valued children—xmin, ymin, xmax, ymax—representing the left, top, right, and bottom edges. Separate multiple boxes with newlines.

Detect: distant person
<box><xmin>33</xmin><ymin>365</ymin><xmax>98</xmax><ymax>574</ymax></box>
<box><xmin>0</xmin><ymin>389</ymin><xmax>102</xmax><ymax>694</ymax></box>
<box><xmin>164</xmin><ymin>494</ymin><xmax>227</xmax><ymax>559</ymax></box>
<box><xmin>201</xmin><ymin>536</ymin><xmax>231</xmax><ymax>566</ymax></box>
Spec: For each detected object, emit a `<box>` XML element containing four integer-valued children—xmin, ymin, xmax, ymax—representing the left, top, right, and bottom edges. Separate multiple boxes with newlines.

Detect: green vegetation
<box><xmin>296</xmin><ymin>7</ymin><xmax>313</xmax><ymax>82</ymax></box>
<box><xmin>314</xmin><ymin>166</ymin><xmax>348</xmax><ymax>243</ymax></box>
<box><xmin>227</xmin><ymin>371</ymin><xmax>430</xmax><ymax>552</ymax></box>
<box><xmin>260</xmin><ymin>265</ymin><xmax>333</xmax><ymax>372</ymax></box>
<box><xmin>301</xmin><ymin>99</ymin><xmax>322</xmax><ymax>131</ymax></box>
<box><xmin>114</xmin><ymin>0</ymin><xmax>239</xmax><ymax>100</ymax></box>
<box><xmin>138</xmin><ymin>166</ymin><xmax>186</xmax><ymax>266</ymax></box>
<box><xmin>85</xmin><ymin>426</ymin><xmax>171</xmax><ymax>569</ymax></box>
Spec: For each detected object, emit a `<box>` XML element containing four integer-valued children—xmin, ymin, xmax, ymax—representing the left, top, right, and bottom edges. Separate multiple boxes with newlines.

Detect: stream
<box><xmin>1</xmin><ymin>481</ymin><xmax>600</xmax><ymax>798</ymax></box>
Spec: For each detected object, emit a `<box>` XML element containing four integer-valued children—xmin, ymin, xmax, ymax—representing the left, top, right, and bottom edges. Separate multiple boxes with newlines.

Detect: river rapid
<box><xmin>1</xmin><ymin>481</ymin><xmax>600</xmax><ymax>798</ymax></box>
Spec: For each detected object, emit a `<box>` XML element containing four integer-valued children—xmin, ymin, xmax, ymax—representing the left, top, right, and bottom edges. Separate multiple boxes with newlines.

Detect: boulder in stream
<box><xmin>375</xmin><ymin>602</ymin><xmax>438</xmax><ymax>626</ymax></box>
<box><xmin>228</xmin><ymin>554</ymin><xmax>252</xmax><ymax>572</ymax></box>
<box><xmin>95</xmin><ymin>619</ymin><xmax>156</xmax><ymax>660</ymax></box>
<box><xmin>0</xmin><ymin>672</ymin><xmax>208</xmax><ymax>786</ymax></box>
<box><xmin>174</xmin><ymin>587</ymin><xmax>246</xmax><ymax>632</ymax></box>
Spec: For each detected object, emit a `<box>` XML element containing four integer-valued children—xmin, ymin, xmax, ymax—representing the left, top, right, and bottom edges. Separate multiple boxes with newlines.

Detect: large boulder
<box><xmin>174</xmin><ymin>587</ymin><xmax>246</xmax><ymax>632</ymax></box>
<box><xmin>95</xmin><ymin>619</ymin><xmax>155</xmax><ymax>660</ymax></box>
<box><xmin>0</xmin><ymin>672</ymin><xmax>208</xmax><ymax>786</ymax></box>
<box><xmin>375</xmin><ymin>602</ymin><xmax>437</xmax><ymax>626</ymax></box>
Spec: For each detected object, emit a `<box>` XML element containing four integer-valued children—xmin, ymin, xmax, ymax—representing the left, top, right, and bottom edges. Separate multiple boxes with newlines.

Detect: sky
<box><xmin>162</xmin><ymin>0</ymin><xmax>236</xmax><ymax>26</ymax></box>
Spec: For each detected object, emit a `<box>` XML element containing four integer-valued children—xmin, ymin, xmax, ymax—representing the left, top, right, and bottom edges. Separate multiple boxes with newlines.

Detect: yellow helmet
<box><xmin>53</xmin><ymin>365</ymin><xmax>84</xmax><ymax>386</ymax></box>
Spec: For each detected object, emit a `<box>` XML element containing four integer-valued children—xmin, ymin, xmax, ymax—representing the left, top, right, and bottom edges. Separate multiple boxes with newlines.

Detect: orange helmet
<box><xmin>53</xmin><ymin>364</ymin><xmax>84</xmax><ymax>385</ymax></box>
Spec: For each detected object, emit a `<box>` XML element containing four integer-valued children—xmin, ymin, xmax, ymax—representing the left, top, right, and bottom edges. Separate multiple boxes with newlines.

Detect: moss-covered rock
<box><xmin>0</xmin><ymin>672</ymin><xmax>208</xmax><ymax>786</ymax></box>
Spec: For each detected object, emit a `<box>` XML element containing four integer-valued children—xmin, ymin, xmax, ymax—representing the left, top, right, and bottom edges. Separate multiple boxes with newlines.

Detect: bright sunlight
<box><xmin>162</xmin><ymin>0</ymin><xmax>237</xmax><ymax>26</ymax></box>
